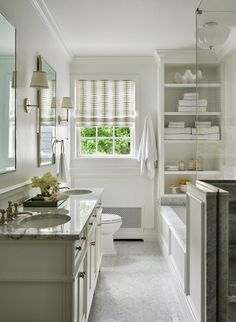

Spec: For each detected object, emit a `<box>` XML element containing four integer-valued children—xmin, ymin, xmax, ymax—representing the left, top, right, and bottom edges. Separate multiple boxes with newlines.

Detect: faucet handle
<box><xmin>7</xmin><ymin>201</ymin><xmax>13</xmax><ymax>210</ymax></box>
<box><xmin>0</xmin><ymin>209</ymin><xmax>6</xmax><ymax>224</ymax></box>
<box><xmin>13</xmin><ymin>202</ymin><xmax>20</xmax><ymax>217</ymax></box>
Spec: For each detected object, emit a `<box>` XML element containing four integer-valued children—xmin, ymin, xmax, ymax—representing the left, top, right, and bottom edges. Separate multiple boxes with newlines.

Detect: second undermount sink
<box><xmin>19</xmin><ymin>213</ymin><xmax>71</xmax><ymax>229</ymax></box>
<box><xmin>62</xmin><ymin>189</ymin><xmax>92</xmax><ymax>196</ymax></box>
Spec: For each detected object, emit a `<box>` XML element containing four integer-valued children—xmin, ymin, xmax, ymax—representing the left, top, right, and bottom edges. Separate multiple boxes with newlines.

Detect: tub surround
<box><xmin>160</xmin><ymin>181</ymin><xmax>229</xmax><ymax>322</ymax></box>
<box><xmin>161</xmin><ymin>195</ymin><xmax>186</xmax><ymax>206</ymax></box>
<box><xmin>0</xmin><ymin>188</ymin><xmax>103</xmax><ymax>241</ymax></box>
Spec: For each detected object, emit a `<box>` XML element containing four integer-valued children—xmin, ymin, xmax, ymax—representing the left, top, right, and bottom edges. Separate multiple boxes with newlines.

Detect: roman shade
<box><xmin>75</xmin><ymin>80</ymin><xmax>135</xmax><ymax>126</ymax></box>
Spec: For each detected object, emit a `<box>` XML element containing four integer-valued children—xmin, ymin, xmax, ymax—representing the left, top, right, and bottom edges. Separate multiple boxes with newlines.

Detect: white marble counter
<box><xmin>0</xmin><ymin>188</ymin><xmax>103</xmax><ymax>241</ymax></box>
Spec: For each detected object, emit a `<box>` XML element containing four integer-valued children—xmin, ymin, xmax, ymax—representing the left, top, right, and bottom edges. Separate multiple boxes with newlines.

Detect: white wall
<box><xmin>70</xmin><ymin>57</ymin><xmax>158</xmax><ymax>240</ymax></box>
<box><xmin>0</xmin><ymin>0</ymin><xmax>70</xmax><ymax>190</ymax></box>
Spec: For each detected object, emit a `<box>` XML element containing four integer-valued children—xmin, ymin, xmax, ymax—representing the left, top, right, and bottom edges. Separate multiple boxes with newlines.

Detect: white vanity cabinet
<box><xmin>0</xmin><ymin>204</ymin><xmax>103</xmax><ymax>322</ymax></box>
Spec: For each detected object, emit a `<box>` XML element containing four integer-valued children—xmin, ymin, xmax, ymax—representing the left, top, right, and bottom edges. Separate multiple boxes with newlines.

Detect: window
<box><xmin>75</xmin><ymin>80</ymin><xmax>135</xmax><ymax>157</ymax></box>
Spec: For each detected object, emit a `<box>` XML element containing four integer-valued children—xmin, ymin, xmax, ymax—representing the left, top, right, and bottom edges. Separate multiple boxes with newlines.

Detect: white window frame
<box><xmin>77</xmin><ymin>125</ymin><xmax>135</xmax><ymax>158</ymax></box>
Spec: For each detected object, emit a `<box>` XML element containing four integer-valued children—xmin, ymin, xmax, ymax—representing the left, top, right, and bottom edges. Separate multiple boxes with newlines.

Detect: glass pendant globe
<box><xmin>197</xmin><ymin>22</ymin><xmax>230</xmax><ymax>50</ymax></box>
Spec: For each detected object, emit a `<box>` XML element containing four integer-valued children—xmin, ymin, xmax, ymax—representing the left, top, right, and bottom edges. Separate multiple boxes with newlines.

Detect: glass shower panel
<box><xmin>196</xmin><ymin>3</ymin><xmax>236</xmax><ymax>321</ymax></box>
<box><xmin>196</xmin><ymin>8</ymin><xmax>236</xmax><ymax>181</ymax></box>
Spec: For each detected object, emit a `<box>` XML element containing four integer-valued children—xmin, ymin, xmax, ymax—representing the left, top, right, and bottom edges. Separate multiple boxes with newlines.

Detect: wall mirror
<box><xmin>37</xmin><ymin>56</ymin><xmax>56</xmax><ymax>167</ymax></box>
<box><xmin>0</xmin><ymin>13</ymin><xmax>16</xmax><ymax>174</ymax></box>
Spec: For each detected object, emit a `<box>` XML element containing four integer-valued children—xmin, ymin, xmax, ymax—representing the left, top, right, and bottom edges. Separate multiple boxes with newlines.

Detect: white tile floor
<box><xmin>89</xmin><ymin>241</ymin><xmax>186</xmax><ymax>322</ymax></box>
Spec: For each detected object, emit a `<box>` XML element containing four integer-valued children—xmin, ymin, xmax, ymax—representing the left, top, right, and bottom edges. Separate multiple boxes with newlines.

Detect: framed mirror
<box><xmin>0</xmin><ymin>13</ymin><xmax>16</xmax><ymax>174</ymax></box>
<box><xmin>37</xmin><ymin>56</ymin><xmax>56</xmax><ymax>167</ymax></box>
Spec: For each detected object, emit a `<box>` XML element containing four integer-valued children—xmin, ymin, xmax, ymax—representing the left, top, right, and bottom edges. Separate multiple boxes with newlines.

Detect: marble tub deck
<box><xmin>89</xmin><ymin>241</ymin><xmax>186</xmax><ymax>322</ymax></box>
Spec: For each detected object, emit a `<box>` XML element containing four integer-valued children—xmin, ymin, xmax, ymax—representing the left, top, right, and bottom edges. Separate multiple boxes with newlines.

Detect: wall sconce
<box><xmin>24</xmin><ymin>71</ymin><xmax>49</xmax><ymax>113</ymax></box>
<box><xmin>58</xmin><ymin>97</ymin><xmax>73</xmax><ymax>124</ymax></box>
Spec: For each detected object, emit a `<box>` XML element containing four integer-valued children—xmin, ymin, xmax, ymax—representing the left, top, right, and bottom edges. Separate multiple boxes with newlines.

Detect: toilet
<box><xmin>101</xmin><ymin>213</ymin><xmax>122</xmax><ymax>255</ymax></box>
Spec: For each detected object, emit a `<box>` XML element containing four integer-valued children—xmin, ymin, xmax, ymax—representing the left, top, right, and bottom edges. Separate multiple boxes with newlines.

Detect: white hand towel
<box><xmin>138</xmin><ymin>113</ymin><xmax>158</xmax><ymax>180</ymax></box>
<box><xmin>58</xmin><ymin>153</ymin><xmax>70</xmax><ymax>184</ymax></box>
<box><xmin>58</xmin><ymin>140</ymin><xmax>70</xmax><ymax>184</ymax></box>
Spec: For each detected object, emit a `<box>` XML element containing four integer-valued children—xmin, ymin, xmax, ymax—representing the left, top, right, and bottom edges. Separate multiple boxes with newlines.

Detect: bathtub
<box><xmin>160</xmin><ymin>205</ymin><xmax>187</xmax><ymax>291</ymax></box>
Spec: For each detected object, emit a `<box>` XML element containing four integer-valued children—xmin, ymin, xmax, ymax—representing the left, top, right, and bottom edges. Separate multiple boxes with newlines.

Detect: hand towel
<box><xmin>58</xmin><ymin>140</ymin><xmax>70</xmax><ymax>184</ymax></box>
<box><xmin>138</xmin><ymin>113</ymin><xmax>158</xmax><ymax>180</ymax></box>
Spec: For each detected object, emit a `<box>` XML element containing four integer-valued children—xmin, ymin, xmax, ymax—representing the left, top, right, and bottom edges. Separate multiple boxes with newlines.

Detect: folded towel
<box><xmin>138</xmin><ymin>113</ymin><xmax>158</xmax><ymax>180</ymax></box>
<box><xmin>178</xmin><ymin>99</ymin><xmax>207</xmax><ymax>107</ymax></box>
<box><xmin>168</xmin><ymin>121</ymin><xmax>185</xmax><ymax>128</ymax></box>
<box><xmin>177</xmin><ymin>106</ymin><xmax>207</xmax><ymax>112</ymax></box>
<box><xmin>183</xmin><ymin>93</ymin><xmax>199</xmax><ymax>99</ymax></box>
<box><xmin>191</xmin><ymin>133</ymin><xmax>220</xmax><ymax>140</ymax></box>
<box><xmin>165</xmin><ymin>127</ymin><xmax>191</xmax><ymax>134</ymax></box>
<box><xmin>195</xmin><ymin>121</ymin><xmax>211</xmax><ymax>127</ymax></box>
<box><xmin>192</xmin><ymin>126</ymin><xmax>219</xmax><ymax>135</ymax></box>
<box><xmin>164</xmin><ymin>134</ymin><xmax>193</xmax><ymax>140</ymax></box>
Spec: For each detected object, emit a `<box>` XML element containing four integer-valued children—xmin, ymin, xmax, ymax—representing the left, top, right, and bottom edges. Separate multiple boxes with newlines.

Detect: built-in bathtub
<box><xmin>160</xmin><ymin>205</ymin><xmax>187</xmax><ymax>292</ymax></box>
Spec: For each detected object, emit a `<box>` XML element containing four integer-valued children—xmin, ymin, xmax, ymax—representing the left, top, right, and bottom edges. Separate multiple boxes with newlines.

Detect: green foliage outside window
<box><xmin>80</xmin><ymin>126</ymin><xmax>132</xmax><ymax>155</ymax></box>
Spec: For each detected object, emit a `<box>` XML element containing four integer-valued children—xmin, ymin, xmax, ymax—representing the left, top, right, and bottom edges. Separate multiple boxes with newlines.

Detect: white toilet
<box><xmin>101</xmin><ymin>213</ymin><xmax>122</xmax><ymax>255</ymax></box>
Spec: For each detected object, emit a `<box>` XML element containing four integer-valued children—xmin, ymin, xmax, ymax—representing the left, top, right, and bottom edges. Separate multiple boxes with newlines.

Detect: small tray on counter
<box><xmin>23</xmin><ymin>196</ymin><xmax>67</xmax><ymax>208</ymax></box>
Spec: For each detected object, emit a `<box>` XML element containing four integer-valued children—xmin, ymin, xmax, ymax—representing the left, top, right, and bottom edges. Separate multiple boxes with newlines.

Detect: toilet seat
<box><xmin>101</xmin><ymin>213</ymin><xmax>122</xmax><ymax>224</ymax></box>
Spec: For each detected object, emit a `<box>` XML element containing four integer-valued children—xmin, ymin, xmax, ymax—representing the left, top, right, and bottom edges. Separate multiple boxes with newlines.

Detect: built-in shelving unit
<box><xmin>155</xmin><ymin>50</ymin><xmax>223</xmax><ymax>197</ymax></box>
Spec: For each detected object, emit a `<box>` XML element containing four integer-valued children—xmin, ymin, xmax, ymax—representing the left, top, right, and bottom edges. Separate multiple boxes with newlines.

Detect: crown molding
<box><xmin>30</xmin><ymin>0</ymin><xmax>72</xmax><ymax>59</ymax></box>
<box><xmin>154</xmin><ymin>48</ymin><xmax>219</xmax><ymax>65</ymax></box>
<box><xmin>71</xmin><ymin>56</ymin><xmax>155</xmax><ymax>64</ymax></box>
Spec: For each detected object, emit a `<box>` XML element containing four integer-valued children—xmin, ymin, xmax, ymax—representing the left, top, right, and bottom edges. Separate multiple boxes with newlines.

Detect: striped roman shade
<box><xmin>75</xmin><ymin>80</ymin><xmax>135</xmax><ymax>126</ymax></box>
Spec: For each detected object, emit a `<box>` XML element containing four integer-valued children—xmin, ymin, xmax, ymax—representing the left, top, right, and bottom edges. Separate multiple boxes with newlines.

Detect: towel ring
<box><xmin>52</xmin><ymin>139</ymin><xmax>64</xmax><ymax>154</ymax></box>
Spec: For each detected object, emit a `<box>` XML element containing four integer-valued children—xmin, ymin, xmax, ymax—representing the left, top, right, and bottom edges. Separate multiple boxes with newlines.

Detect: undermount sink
<box><xmin>19</xmin><ymin>213</ymin><xmax>71</xmax><ymax>229</ymax></box>
<box><xmin>62</xmin><ymin>189</ymin><xmax>92</xmax><ymax>196</ymax></box>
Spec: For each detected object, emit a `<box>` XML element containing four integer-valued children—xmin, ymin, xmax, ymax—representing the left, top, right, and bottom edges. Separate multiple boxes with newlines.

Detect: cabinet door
<box><xmin>74</xmin><ymin>254</ymin><xmax>87</xmax><ymax>322</ymax></box>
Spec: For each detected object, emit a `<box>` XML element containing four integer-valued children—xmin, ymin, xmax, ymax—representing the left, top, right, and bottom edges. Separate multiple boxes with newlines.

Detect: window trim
<box><xmin>77</xmin><ymin>125</ymin><xmax>135</xmax><ymax>158</ymax></box>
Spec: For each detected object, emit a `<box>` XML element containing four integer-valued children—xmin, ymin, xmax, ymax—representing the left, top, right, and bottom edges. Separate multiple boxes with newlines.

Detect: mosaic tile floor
<box><xmin>89</xmin><ymin>241</ymin><xmax>186</xmax><ymax>322</ymax></box>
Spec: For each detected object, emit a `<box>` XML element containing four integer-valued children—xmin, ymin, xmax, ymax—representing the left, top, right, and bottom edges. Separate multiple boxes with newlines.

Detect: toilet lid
<box><xmin>101</xmin><ymin>213</ymin><xmax>122</xmax><ymax>223</ymax></box>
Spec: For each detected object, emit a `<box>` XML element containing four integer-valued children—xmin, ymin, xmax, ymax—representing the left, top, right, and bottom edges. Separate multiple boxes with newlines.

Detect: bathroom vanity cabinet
<box><xmin>0</xmin><ymin>201</ymin><xmax>102</xmax><ymax>322</ymax></box>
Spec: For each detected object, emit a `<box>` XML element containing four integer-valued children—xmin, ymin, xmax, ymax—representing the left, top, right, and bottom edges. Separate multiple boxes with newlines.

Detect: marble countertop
<box><xmin>0</xmin><ymin>188</ymin><xmax>103</xmax><ymax>241</ymax></box>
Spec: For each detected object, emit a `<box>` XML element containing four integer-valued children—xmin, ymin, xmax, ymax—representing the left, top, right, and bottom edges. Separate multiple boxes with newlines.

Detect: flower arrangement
<box><xmin>31</xmin><ymin>172</ymin><xmax>59</xmax><ymax>198</ymax></box>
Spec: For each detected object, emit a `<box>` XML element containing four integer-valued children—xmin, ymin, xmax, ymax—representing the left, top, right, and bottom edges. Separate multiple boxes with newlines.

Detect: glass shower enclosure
<box><xmin>196</xmin><ymin>1</ymin><xmax>236</xmax><ymax>321</ymax></box>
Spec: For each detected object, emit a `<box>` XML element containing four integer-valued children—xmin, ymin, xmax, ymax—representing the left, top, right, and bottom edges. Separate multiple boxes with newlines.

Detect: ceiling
<box><xmin>43</xmin><ymin>0</ymin><xmax>201</xmax><ymax>57</ymax></box>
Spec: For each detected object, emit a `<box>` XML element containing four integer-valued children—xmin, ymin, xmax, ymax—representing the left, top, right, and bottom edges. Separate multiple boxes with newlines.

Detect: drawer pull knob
<box><xmin>79</xmin><ymin>272</ymin><xmax>86</xmax><ymax>279</ymax></box>
<box><xmin>75</xmin><ymin>246</ymin><xmax>82</xmax><ymax>251</ymax></box>
<box><xmin>93</xmin><ymin>214</ymin><xmax>97</xmax><ymax>217</ymax></box>
<box><xmin>89</xmin><ymin>222</ymin><xmax>93</xmax><ymax>225</ymax></box>
<box><xmin>80</xmin><ymin>237</ymin><xmax>86</xmax><ymax>240</ymax></box>
<box><xmin>91</xmin><ymin>241</ymin><xmax>96</xmax><ymax>246</ymax></box>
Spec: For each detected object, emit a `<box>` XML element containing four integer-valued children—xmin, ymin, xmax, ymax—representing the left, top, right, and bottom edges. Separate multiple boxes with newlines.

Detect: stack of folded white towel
<box><xmin>164</xmin><ymin>121</ymin><xmax>192</xmax><ymax>140</ymax></box>
<box><xmin>192</xmin><ymin>121</ymin><xmax>220</xmax><ymax>140</ymax></box>
<box><xmin>177</xmin><ymin>93</ymin><xmax>207</xmax><ymax>112</ymax></box>
<box><xmin>164</xmin><ymin>121</ymin><xmax>220</xmax><ymax>140</ymax></box>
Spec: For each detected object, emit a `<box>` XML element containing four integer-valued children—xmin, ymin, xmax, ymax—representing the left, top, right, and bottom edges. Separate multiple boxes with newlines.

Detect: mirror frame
<box><xmin>37</xmin><ymin>55</ymin><xmax>56</xmax><ymax>167</ymax></box>
<box><xmin>0</xmin><ymin>13</ymin><xmax>16</xmax><ymax>175</ymax></box>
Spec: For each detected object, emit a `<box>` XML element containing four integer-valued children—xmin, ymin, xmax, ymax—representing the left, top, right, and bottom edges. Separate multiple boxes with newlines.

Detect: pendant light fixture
<box><xmin>197</xmin><ymin>22</ymin><xmax>230</xmax><ymax>50</ymax></box>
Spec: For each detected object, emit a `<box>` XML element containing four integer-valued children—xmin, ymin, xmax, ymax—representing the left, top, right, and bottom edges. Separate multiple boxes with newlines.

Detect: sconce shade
<box><xmin>61</xmin><ymin>97</ymin><xmax>73</xmax><ymax>109</ymax></box>
<box><xmin>30</xmin><ymin>71</ymin><xmax>49</xmax><ymax>88</ymax></box>
<box><xmin>197</xmin><ymin>22</ymin><xmax>230</xmax><ymax>50</ymax></box>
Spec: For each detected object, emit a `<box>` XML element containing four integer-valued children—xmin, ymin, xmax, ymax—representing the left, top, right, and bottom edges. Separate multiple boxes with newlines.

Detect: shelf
<box><xmin>164</xmin><ymin>112</ymin><xmax>221</xmax><ymax>116</ymax></box>
<box><xmin>164</xmin><ymin>83</ymin><xmax>221</xmax><ymax>88</ymax></box>
<box><xmin>165</xmin><ymin>170</ymin><xmax>221</xmax><ymax>175</ymax></box>
<box><xmin>165</xmin><ymin>140</ymin><xmax>221</xmax><ymax>143</ymax></box>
